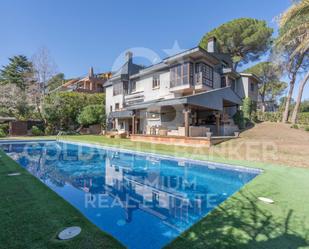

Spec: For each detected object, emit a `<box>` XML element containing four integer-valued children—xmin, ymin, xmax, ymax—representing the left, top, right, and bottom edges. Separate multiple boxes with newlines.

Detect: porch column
<box><xmin>215</xmin><ymin>113</ymin><xmax>221</xmax><ymax>136</ymax></box>
<box><xmin>225</xmin><ymin>76</ymin><xmax>229</xmax><ymax>87</ymax></box>
<box><xmin>132</xmin><ymin>115</ymin><xmax>135</xmax><ymax>135</ymax></box>
<box><xmin>183</xmin><ymin>107</ymin><xmax>191</xmax><ymax>137</ymax></box>
<box><xmin>134</xmin><ymin>119</ymin><xmax>138</xmax><ymax>134</ymax></box>
<box><xmin>112</xmin><ymin>118</ymin><xmax>116</xmax><ymax>130</ymax></box>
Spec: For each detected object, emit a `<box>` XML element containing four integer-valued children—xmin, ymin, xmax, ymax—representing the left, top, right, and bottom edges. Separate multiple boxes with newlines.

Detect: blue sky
<box><xmin>0</xmin><ymin>0</ymin><xmax>307</xmax><ymax>99</ymax></box>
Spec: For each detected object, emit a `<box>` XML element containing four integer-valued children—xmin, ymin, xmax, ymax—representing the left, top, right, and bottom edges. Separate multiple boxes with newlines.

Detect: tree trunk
<box><xmin>291</xmin><ymin>71</ymin><xmax>309</xmax><ymax>124</ymax></box>
<box><xmin>260</xmin><ymin>84</ymin><xmax>267</xmax><ymax>112</ymax></box>
<box><xmin>282</xmin><ymin>74</ymin><xmax>296</xmax><ymax>123</ymax></box>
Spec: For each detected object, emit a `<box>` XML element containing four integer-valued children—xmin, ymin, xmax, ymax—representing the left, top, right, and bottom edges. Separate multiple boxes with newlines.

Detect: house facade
<box><xmin>105</xmin><ymin>38</ymin><xmax>259</xmax><ymax>137</ymax></box>
<box><xmin>52</xmin><ymin>67</ymin><xmax>112</xmax><ymax>94</ymax></box>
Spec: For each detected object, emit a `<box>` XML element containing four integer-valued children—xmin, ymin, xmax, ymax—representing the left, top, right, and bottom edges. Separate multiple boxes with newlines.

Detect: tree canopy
<box><xmin>0</xmin><ymin>55</ymin><xmax>34</xmax><ymax>90</ymax></box>
<box><xmin>244</xmin><ymin>62</ymin><xmax>287</xmax><ymax>110</ymax></box>
<box><xmin>47</xmin><ymin>73</ymin><xmax>65</xmax><ymax>92</ymax></box>
<box><xmin>77</xmin><ymin>105</ymin><xmax>105</xmax><ymax>127</ymax></box>
<box><xmin>42</xmin><ymin>92</ymin><xmax>105</xmax><ymax>132</ymax></box>
<box><xmin>200</xmin><ymin>18</ymin><xmax>273</xmax><ymax>69</ymax></box>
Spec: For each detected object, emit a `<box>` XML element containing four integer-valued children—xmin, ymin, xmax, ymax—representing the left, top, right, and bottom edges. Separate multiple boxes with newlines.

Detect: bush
<box><xmin>233</xmin><ymin>110</ymin><xmax>246</xmax><ymax>129</ymax></box>
<box><xmin>43</xmin><ymin>92</ymin><xmax>105</xmax><ymax>131</ymax></box>
<box><xmin>77</xmin><ymin>105</ymin><xmax>105</xmax><ymax>127</ymax></box>
<box><xmin>0</xmin><ymin>123</ymin><xmax>9</xmax><ymax>134</ymax></box>
<box><xmin>0</xmin><ymin>128</ymin><xmax>7</xmax><ymax>137</ymax></box>
<box><xmin>242</xmin><ymin>97</ymin><xmax>253</xmax><ymax>120</ymax></box>
<box><xmin>305</xmin><ymin>126</ymin><xmax>309</xmax><ymax>132</ymax></box>
<box><xmin>31</xmin><ymin>126</ymin><xmax>44</xmax><ymax>136</ymax></box>
<box><xmin>45</xmin><ymin>125</ymin><xmax>55</xmax><ymax>135</ymax></box>
<box><xmin>257</xmin><ymin>111</ymin><xmax>282</xmax><ymax>122</ymax></box>
<box><xmin>257</xmin><ymin>111</ymin><xmax>309</xmax><ymax>125</ymax></box>
<box><xmin>291</xmin><ymin>124</ymin><xmax>299</xmax><ymax>129</ymax></box>
<box><xmin>297</xmin><ymin>112</ymin><xmax>309</xmax><ymax>125</ymax></box>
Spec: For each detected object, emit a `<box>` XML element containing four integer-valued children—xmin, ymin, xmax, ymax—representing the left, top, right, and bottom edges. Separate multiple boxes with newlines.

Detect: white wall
<box><xmin>105</xmin><ymin>83</ymin><xmax>124</xmax><ymax>116</ymax></box>
<box><xmin>236</xmin><ymin>76</ymin><xmax>258</xmax><ymax>102</ymax></box>
<box><xmin>134</xmin><ymin>71</ymin><xmax>177</xmax><ymax>102</ymax></box>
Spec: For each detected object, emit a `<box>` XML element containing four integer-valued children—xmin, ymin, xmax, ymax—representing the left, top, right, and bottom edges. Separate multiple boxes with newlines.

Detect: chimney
<box><xmin>89</xmin><ymin>67</ymin><xmax>94</xmax><ymax>77</ymax></box>
<box><xmin>125</xmin><ymin>51</ymin><xmax>133</xmax><ymax>63</ymax></box>
<box><xmin>207</xmin><ymin>37</ymin><xmax>218</xmax><ymax>53</ymax></box>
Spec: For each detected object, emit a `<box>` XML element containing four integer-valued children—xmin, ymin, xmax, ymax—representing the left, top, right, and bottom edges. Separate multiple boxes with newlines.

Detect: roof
<box><xmin>239</xmin><ymin>73</ymin><xmax>261</xmax><ymax>83</ymax></box>
<box><xmin>126</xmin><ymin>87</ymin><xmax>242</xmax><ymax>111</ymax></box>
<box><xmin>105</xmin><ymin>46</ymin><xmax>228</xmax><ymax>86</ymax></box>
<box><xmin>0</xmin><ymin>117</ymin><xmax>16</xmax><ymax>122</ymax></box>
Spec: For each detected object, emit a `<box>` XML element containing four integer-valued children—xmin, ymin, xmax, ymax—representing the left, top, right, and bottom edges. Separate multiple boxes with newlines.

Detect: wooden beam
<box><xmin>183</xmin><ymin>107</ymin><xmax>191</xmax><ymax>137</ymax></box>
<box><xmin>132</xmin><ymin>115</ymin><xmax>135</xmax><ymax>135</ymax></box>
<box><xmin>215</xmin><ymin>113</ymin><xmax>220</xmax><ymax>136</ymax></box>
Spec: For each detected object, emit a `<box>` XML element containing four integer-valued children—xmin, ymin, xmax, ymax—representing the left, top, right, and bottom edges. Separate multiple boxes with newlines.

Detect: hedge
<box><xmin>257</xmin><ymin>111</ymin><xmax>309</xmax><ymax>125</ymax></box>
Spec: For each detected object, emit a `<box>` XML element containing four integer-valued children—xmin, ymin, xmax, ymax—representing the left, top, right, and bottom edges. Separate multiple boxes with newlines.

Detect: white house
<box><xmin>104</xmin><ymin>37</ymin><xmax>259</xmax><ymax>137</ymax></box>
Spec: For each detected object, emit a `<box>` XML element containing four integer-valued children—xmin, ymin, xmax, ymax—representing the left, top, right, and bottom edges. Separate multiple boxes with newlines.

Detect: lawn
<box><xmin>0</xmin><ymin>150</ymin><xmax>124</xmax><ymax>249</ymax></box>
<box><xmin>1</xmin><ymin>122</ymin><xmax>309</xmax><ymax>249</ymax></box>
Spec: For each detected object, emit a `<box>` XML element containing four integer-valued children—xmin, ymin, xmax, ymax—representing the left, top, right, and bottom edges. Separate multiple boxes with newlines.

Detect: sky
<box><xmin>0</xmin><ymin>0</ymin><xmax>307</xmax><ymax>99</ymax></box>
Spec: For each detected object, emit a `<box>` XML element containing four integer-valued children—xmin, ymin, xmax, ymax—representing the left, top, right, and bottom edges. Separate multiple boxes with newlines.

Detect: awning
<box><xmin>187</xmin><ymin>87</ymin><xmax>242</xmax><ymax>111</ymax></box>
<box><xmin>126</xmin><ymin>87</ymin><xmax>242</xmax><ymax>111</ymax></box>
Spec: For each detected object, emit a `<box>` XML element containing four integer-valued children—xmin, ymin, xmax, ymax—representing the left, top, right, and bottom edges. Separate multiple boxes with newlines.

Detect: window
<box><xmin>196</xmin><ymin>63</ymin><xmax>213</xmax><ymax>87</ymax></box>
<box><xmin>221</xmin><ymin>77</ymin><xmax>226</xmax><ymax>88</ymax></box>
<box><xmin>115</xmin><ymin>103</ymin><xmax>120</xmax><ymax>110</ymax></box>
<box><xmin>250</xmin><ymin>82</ymin><xmax>255</xmax><ymax>91</ymax></box>
<box><xmin>170</xmin><ymin>62</ymin><xmax>193</xmax><ymax>87</ymax></box>
<box><xmin>113</xmin><ymin>82</ymin><xmax>123</xmax><ymax>96</ymax></box>
<box><xmin>230</xmin><ymin>78</ymin><xmax>236</xmax><ymax>91</ymax></box>
<box><xmin>130</xmin><ymin>81</ymin><xmax>136</xmax><ymax>93</ymax></box>
<box><xmin>152</xmin><ymin>75</ymin><xmax>160</xmax><ymax>88</ymax></box>
<box><xmin>110</xmin><ymin>105</ymin><xmax>113</xmax><ymax>112</ymax></box>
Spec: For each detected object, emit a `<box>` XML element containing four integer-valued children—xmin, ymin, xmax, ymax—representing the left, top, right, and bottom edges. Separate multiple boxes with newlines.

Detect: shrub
<box><xmin>291</xmin><ymin>124</ymin><xmax>299</xmax><ymax>129</ymax></box>
<box><xmin>45</xmin><ymin>125</ymin><xmax>55</xmax><ymax>135</ymax></box>
<box><xmin>43</xmin><ymin>92</ymin><xmax>105</xmax><ymax>131</ymax></box>
<box><xmin>297</xmin><ymin>112</ymin><xmax>309</xmax><ymax>125</ymax></box>
<box><xmin>305</xmin><ymin>126</ymin><xmax>309</xmax><ymax>132</ymax></box>
<box><xmin>0</xmin><ymin>123</ymin><xmax>9</xmax><ymax>134</ymax></box>
<box><xmin>31</xmin><ymin>126</ymin><xmax>44</xmax><ymax>136</ymax></box>
<box><xmin>257</xmin><ymin>111</ymin><xmax>282</xmax><ymax>122</ymax></box>
<box><xmin>233</xmin><ymin>110</ymin><xmax>245</xmax><ymax>129</ymax></box>
<box><xmin>0</xmin><ymin>128</ymin><xmax>6</xmax><ymax>137</ymax></box>
<box><xmin>77</xmin><ymin>105</ymin><xmax>105</xmax><ymax>127</ymax></box>
<box><xmin>242</xmin><ymin>97</ymin><xmax>253</xmax><ymax>120</ymax></box>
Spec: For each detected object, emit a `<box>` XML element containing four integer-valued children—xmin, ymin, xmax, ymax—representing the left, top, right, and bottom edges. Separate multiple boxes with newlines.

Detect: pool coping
<box><xmin>0</xmin><ymin>139</ymin><xmax>263</xmax><ymax>175</ymax></box>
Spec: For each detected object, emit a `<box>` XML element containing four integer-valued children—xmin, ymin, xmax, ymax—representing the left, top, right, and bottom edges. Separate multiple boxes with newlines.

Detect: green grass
<box><xmin>1</xmin><ymin>135</ymin><xmax>309</xmax><ymax>249</ymax></box>
<box><xmin>0</xmin><ymin>149</ymin><xmax>124</xmax><ymax>249</ymax></box>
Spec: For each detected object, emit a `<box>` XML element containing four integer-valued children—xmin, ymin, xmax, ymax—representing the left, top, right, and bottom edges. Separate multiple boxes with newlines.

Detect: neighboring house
<box><xmin>51</xmin><ymin>67</ymin><xmax>111</xmax><ymax>94</ymax></box>
<box><xmin>105</xmin><ymin>37</ymin><xmax>259</xmax><ymax>137</ymax></box>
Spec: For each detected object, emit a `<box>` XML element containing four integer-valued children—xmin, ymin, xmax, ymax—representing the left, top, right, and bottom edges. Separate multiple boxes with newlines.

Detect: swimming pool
<box><xmin>0</xmin><ymin>140</ymin><xmax>260</xmax><ymax>249</ymax></box>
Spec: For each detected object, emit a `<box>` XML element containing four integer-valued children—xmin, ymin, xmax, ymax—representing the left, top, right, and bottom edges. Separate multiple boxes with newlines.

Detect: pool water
<box><xmin>0</xmin><ymin>141</ymin><xmax>260</xmax><ymax>249</ymax></box>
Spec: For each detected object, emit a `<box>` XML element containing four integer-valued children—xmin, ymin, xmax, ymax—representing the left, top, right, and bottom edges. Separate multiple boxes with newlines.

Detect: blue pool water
<box><xmin>0</xmin><ymin>141</ymin><xmax>260</xmax><ymax>249</ymax></box>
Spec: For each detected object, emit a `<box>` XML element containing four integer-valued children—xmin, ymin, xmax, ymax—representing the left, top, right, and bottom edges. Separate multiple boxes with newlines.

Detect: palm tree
<box><xmin>276</xmin><ymin>0</ymin><xmax>309</xmax><ymax>123</ymax></box>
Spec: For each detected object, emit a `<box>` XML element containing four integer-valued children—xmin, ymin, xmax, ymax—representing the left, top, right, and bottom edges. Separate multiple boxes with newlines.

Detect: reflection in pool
<box><xmin>0</xmin><ymin>141</ymin><xmax>260</xmax><ymax>249</ymax></box>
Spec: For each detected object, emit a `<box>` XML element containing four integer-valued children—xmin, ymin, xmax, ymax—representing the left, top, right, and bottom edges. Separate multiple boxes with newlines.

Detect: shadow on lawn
<box><xmin>166</xmin><ymin>191</ymin><xmax>309</xmax><ymax>249</ymax></box>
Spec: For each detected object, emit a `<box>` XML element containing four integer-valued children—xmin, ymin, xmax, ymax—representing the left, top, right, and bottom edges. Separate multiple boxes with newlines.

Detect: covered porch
<box><xmin>109</xmin><ymin>87</ymin><xmax>242</xmax><ymax>145</ymax></box>
<box><xmin>129</xmin><ymin>87</ymin><xmax>241</xmax><ymax>136</ymax></box>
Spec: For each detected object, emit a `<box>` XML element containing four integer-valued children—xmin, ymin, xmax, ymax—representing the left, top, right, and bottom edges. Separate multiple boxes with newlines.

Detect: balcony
<box><xmin>170</xmin><ymin>80</ymin><xmax>193</xmax><ymax>93</ymax></box>
<box><xmin>124</xmin><ymin>91</ymin><xmax>144</xmax><ymax>105</ymax></box>
<box><xmin>194</xmin><ymin>72</ymin><xmax>214</xmax><ymax>92</ymax></box>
